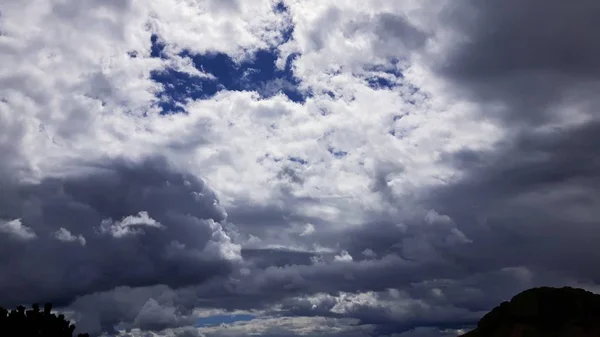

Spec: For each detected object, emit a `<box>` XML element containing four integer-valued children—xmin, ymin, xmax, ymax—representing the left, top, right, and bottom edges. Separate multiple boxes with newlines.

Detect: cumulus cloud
<box><xmin>0</xmin><ymin>218</ymin><xmax>37</xmax><ymax>241</ymax></box>
<box><xmin>300</xmin><ymin>223</ymin><xmax>315</xmax><ymax>236</ymax></box>
<box><xmin>0</xmin><ymin>158</ymin><xmax>239</xmax><ymax>312</ymax></box>
<box><xmin>99</xmin><ymin>211</ymin><xmax>164</xmax><ymax>238</ymax></box>
<box><xmin>334</xmin><ymin>250</ymin><xmax>354</xmax><ymax>263</ymax></box>
<box><xmin>54</xmin><ymin>227</ymin><xmax>87</xmax><ymax>246</ymax></box>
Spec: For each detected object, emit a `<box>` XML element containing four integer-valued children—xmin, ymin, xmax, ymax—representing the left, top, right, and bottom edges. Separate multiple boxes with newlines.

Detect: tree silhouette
<box><xmin>0</xmin><ymin>303</ymin><xmax>89</xmax><ymax>337</ymax></box>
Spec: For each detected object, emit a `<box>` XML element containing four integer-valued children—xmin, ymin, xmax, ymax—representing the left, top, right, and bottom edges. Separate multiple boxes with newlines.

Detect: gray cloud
<box><xmin>432</xmin><ymin>121</ymin><xmax>600</xmax><ymax>281</ymax></box>
<box><xmin>437</xmin><ymin>0</ymin><xmax>600</xmax><ymax>125</ymax></box>
<box><xmin>441</xmin><ymin>0</ymin><xmax>600</xmax><ymax>79</ymax></box>
<box><xmin>70</xmin><ymin>285</ymin><xmax>193</xmax><ymax>335</ymax></box>
<box><xmin>342</xmin><ymin>11</ymin><xmax>429</xmax><ymax>63</ymax></box>
<box><xmin>175</xmin><ymin>328</ymin><xmax>203</xmax><ymax>337</ymax></box>
<box><xmin>0</xmin><ymin>158</ymin><xmax>240</xmax><ymax>311</ymax></box>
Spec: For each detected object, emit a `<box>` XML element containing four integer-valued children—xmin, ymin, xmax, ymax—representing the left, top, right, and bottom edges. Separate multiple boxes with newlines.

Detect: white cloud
<box><xmin>362</xmin><ymin>248</ymin><xmax>377</xmax><ymax>258</ymax></box>
<box><xmin>299</xmin><ymin>223</ymin><xmax>315</xmax><ymax>236</ymax></box>
<box><xmin>99</xmin><ymin>211</ymin><xmax>164</xmax><ymax>238</ymax></box>
<box><xmin>330</xmin><ymin>292</ymin><xmax>379</xmax><ymax>314</ymax></box>
<box><xmin>334</xmin><ymin>250</ymin><xmax>354</xmax><ymax>263</ymax></box>
<box><xmin>203</xmin><ymin>219</ymin><xmax>242</xmax><ymax>261</ymax></box>
<box><xmin>0</xmin><ymin>218</ymin><xmax>37</xmax><ymax>241</ymax></box>
<box><xmin>54</xmin><ymin>227</ymin><xmax>87</xmax><ymax>246</ymax></box>
<box><xmin>424</xmin><ymin>209</ymin><xmax>453</xmax><ymax>227</ymax></box>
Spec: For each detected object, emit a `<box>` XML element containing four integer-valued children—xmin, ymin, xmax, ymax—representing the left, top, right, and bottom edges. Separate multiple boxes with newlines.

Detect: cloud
<box><xmin>1</xmin><ymin>0</ymin><xmax>600</xmax><ymax>336</ymax></box>
<box><xmin>299</xmin><ymin>223</ymin><xmax>315</xmax><ymax>236</ymax></box>
<box><xmin>195</xmin><ymin>316</ymin><xmax>375</xmax><ymax>337</ymax></box>
<box><xmin>435</xmin><ymin>0</ymin><xmax>600</xmax><ymax>125</ymax></box>
<box><xmin>0</xmin><ymin>158</ymin><xmax>240</xmax><ymax>313</ymax></box>
<box><xmin>0</xmin><ymin>218</ymin><xmax>37</xmax><ymax>241</ymax></box>
<box><xmin>132</xmin><ymin>298</ymin><xmax>186</xmax><ymax>331</ymax></box>
<box><xmin>428</xmin><ymin>121</ymin><xmax>600</xmax><ymax>282</ymax></box>
<box><xmin>333</xmin><ymin>250</ymin><xmax>354</xmax><ymax>263</ymax></box>
<box><xmin>99</xmin><ymin>211</ymin><xmax>164</xmax><ymax>239</ymax></box>
<box><xmin>54</xmin><ymin>227</ymin><xmax>87</xmax><ymax>246</ymax></box>
<box><xmin>420</xmin><ymin>0</ymin><xmax>600</xmax><ymax>288</ymax></box>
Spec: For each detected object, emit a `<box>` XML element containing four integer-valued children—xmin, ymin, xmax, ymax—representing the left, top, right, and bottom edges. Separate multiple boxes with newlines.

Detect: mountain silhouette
<box><xmin>461</xmin><ymin>287</ymin><xmax>600</xmax><ymax>337</ymax></box>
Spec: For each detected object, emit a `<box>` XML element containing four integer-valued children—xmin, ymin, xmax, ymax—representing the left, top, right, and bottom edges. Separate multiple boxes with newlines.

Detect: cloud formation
<box><xmin>1</xmin><ymin>0</ymin><xmax>600</xmax><ymax>336</ymax></box>
<box><xmin>0</xmin><ymin>158</ymin><xmax>239</xmax><ymax>313</ymax></box>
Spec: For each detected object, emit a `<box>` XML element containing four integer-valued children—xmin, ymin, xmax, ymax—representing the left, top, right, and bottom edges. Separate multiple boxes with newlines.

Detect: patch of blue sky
<box><xmin>150</xmin><ymin>67</ymin><xmax>206</xmax><ymax>113</ymax></box>
<box><xmin>273</xmin><ymin>1</ymin><xmax>288</xmax><ymax>14</ymax></box>
<box><xmin>187</xmin><ymin>49</ymin><xmax>304</xmax><ymax>101</ymax></box>
<box><xmin>288</xmin><ymin>156</ymin><xmax>308</xmax><ymax>165</ymax></box>
<box><xmin>150</xmin><ymin>34</ymin><xmax>168</xmax><ymax>59</ymax></box>
<box><xmin>274</xmin><ymin>1</ymin><xmax>294</xmax><ymax>44</ymax></box>
<box><xmin>361</xmin><ymin>58</ymin><xmax>405</xmax><ymax>90</ymax></box>
<box><xmin>366</xmin><ymin>74</ymin><xmax>398</xmax><ymax>90</ymax></box>
<box><xmin>328</xmin><ymin>147</ymin><xmax>348</xmax><ymax>159</ymax></box>
<box><xmin>196</xmin><ymin>314</ymin><xmax>256</xmax><ymax>327</ymax></box>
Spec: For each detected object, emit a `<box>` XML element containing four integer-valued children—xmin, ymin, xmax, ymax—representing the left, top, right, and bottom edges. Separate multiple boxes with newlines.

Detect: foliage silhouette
<box><xmin>461</xmin><ymin>286</ymin><xmax>600</xmax><ymax>337</ymax></box>
<box><xmin>0</xmin><ymin>303</ymin><xmax>89</xmax><ymax>337</ymax></box>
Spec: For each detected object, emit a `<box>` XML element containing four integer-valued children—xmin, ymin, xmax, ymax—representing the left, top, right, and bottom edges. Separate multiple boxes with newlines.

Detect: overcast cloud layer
<box><xmin>1</xmin><ymin>0</ymin><xmax>599</xmax><ymax>336</ymax></box>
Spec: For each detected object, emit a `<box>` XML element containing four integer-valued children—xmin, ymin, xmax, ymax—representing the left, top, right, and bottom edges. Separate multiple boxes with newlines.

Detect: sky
<box><xmin>1</xmin><ymin>0</ymin><xmax>600</xmax><ymax>336</ymax></box>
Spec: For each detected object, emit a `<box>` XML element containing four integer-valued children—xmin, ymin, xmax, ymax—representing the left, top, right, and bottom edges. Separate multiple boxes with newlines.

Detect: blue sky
<box><xmin>1</xmin><ymin>1</ymin><xmax>600</xmax><ymax>337</ymax></box>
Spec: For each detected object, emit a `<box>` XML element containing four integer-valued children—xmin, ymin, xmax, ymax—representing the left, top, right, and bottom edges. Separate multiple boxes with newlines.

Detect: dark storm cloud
<box><xmin>427</xmin><ymin>0</ymin><xmax>600</xmax><ymax>282</ymax></box>
<box><xmin>442</xmin><ymin>0</ymin><xmax>600</xmax><ymax>79</ymax></box>
<box><xmin>69</xmin><ymin>285</ymin><xmax>201</xmax><ymax>335</ymax></box>
<box><xmin>438</xmin><ymin>0</ymin><xmax>600</xmax><ymax>124</ymax></box>
<box><xmin>0</xmin><ymin>157</ymin><xmax>239</xmax><ymax>310</ymax></box>
<box><xmin>432</xmin><ymin>120</ymin><xmax>600</xmax><ymax>281</ymax></box>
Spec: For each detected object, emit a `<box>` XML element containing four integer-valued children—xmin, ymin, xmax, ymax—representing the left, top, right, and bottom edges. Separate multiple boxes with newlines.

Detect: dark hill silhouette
<box><xmin>0</xmin><ymin>303</ymin><xmax>89</xmax><ymax>337</ymax></box>
<box><xmin>461</xmin><ymin>287</ymin><xmax>600</xmax><ymax>337</ymax></box>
